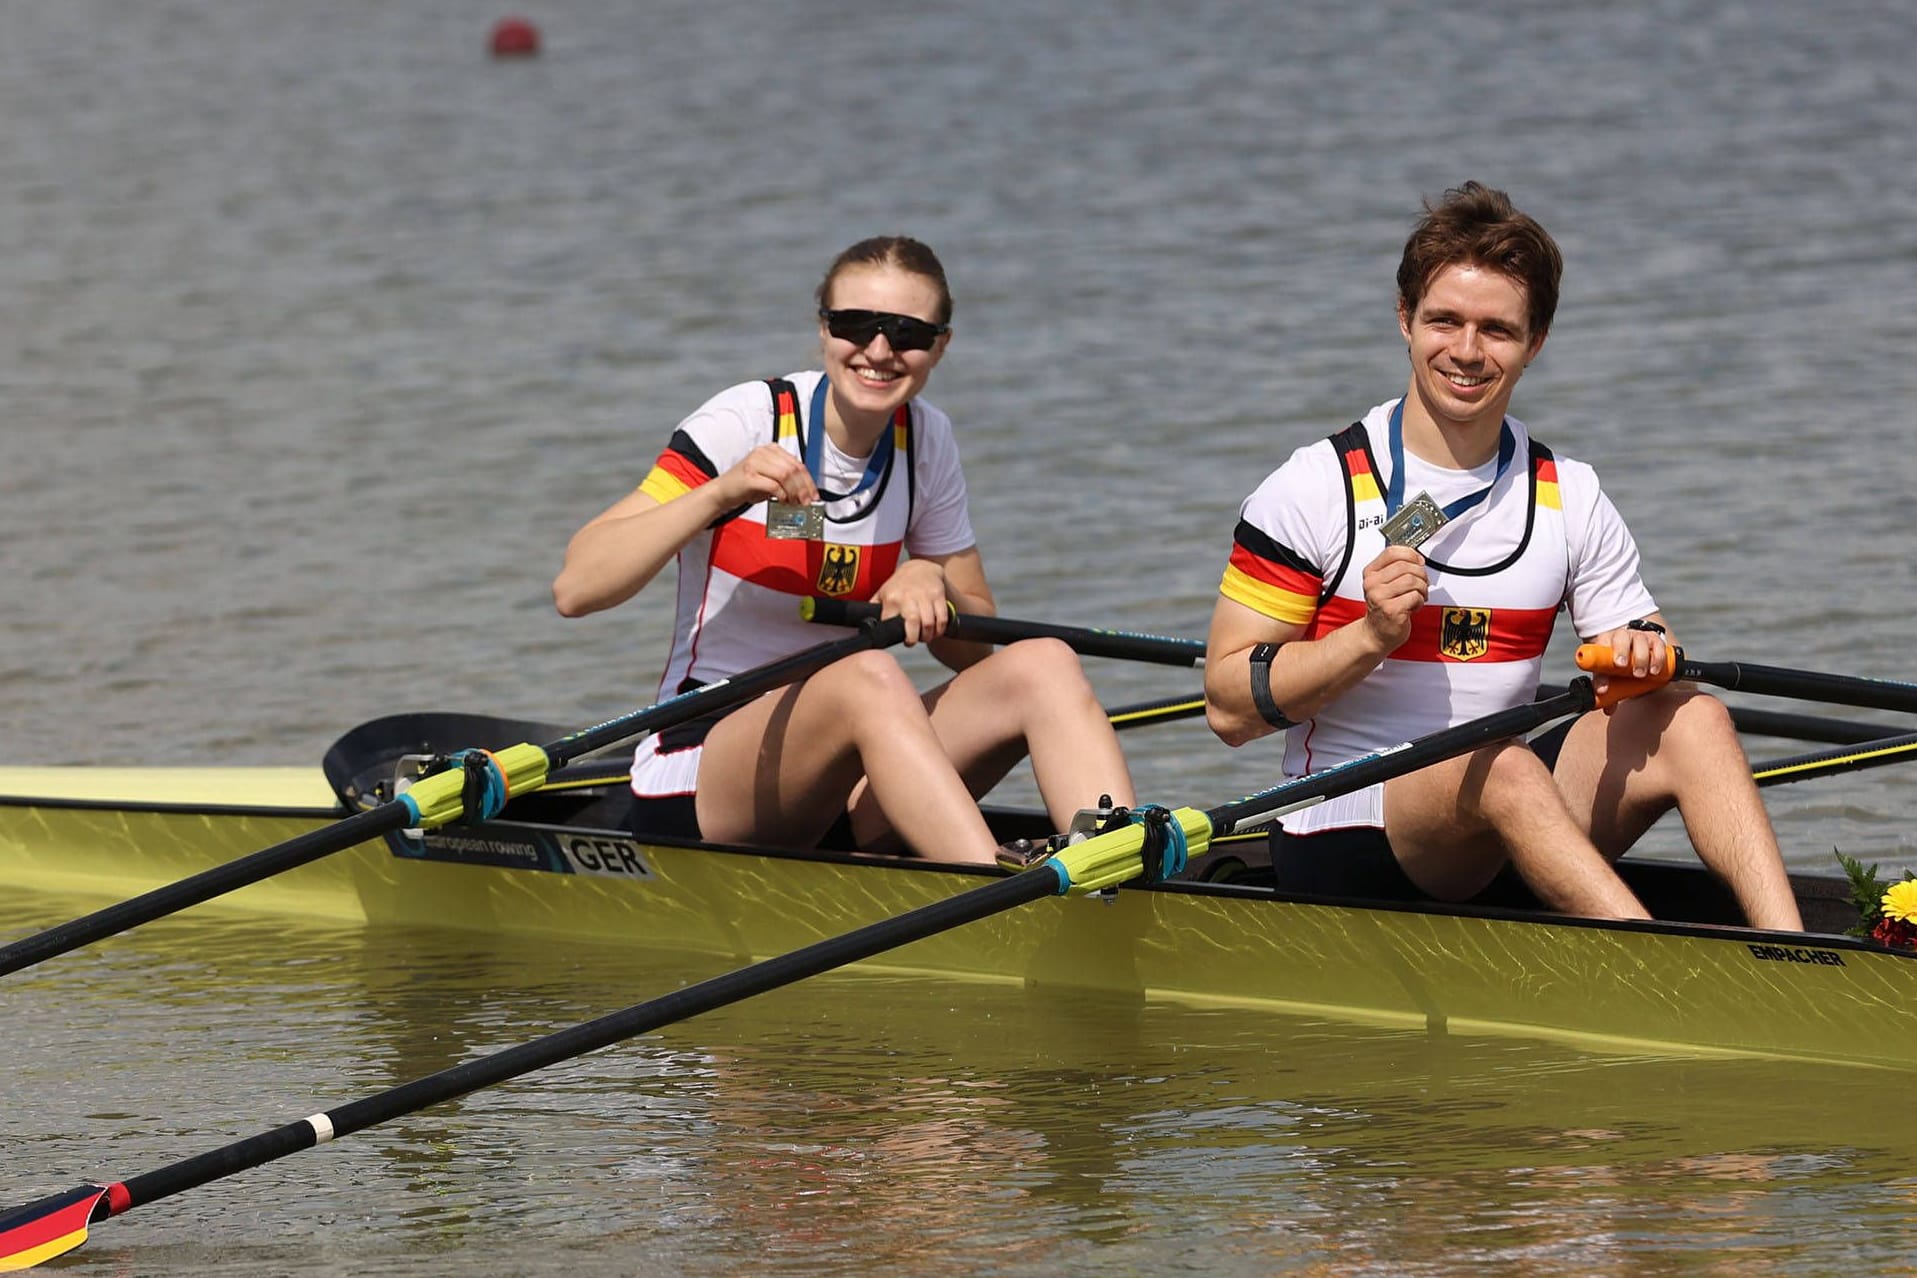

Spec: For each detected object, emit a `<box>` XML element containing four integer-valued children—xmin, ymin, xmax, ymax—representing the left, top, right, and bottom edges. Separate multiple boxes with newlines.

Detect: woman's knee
<box><xmin>823</xmin><ymin>649</ymin><xmax>917</xmax><ymax>697</ymax></box>
<box><xmin>986</xmin><ymin>637</ymin><xmax>1095</xmax><ymax>701</ymax></box>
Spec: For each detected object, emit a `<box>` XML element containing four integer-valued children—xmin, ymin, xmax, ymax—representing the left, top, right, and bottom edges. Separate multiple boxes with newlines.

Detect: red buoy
<box><xmin>490</xmin><ymin>17</ymin><xmax>541</xmax><ymax>58</ymax></box>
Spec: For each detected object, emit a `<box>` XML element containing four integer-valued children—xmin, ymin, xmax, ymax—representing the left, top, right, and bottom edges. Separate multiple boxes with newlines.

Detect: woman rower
<box><xmin>553</xmin><ymin>235</ymin><xmax>1135</xmax><ymax>864</ymax></box>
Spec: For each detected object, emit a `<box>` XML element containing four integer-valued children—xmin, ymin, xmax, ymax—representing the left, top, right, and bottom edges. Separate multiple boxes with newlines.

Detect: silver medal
<box><xmin>1379</xmin><ymin>491</ymin><xmax>1448</xmax><ymax>551</ymax></box>
<box><xmin>764</xmin><ymin>501</ymin><xmax>825</xmax><ymax>541</ymax></box>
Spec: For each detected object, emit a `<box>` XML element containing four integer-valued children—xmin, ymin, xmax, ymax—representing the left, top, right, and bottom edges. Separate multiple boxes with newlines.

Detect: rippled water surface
<box><xmin>6</xmin><ymin>0</ymin><xmax>1917</xmax><ymax>1271</ymax></box>
<box><xmin>7</xmin><ymin>894</ymin><xmax>1917</xmax><ymax>1276</ymax></box>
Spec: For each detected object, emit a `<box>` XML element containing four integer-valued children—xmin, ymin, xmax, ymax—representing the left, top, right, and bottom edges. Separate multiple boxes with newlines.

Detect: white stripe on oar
<box><xmin>306</xmin><ymin>1114</ymin><xmax>335</xmax><ymax>1145</ymax></box>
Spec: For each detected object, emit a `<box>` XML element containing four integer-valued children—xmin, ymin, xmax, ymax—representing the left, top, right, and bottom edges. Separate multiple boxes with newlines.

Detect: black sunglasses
<box><xmin>819</xmin><ymin>308</ymin><xmax>949</xmax><ymax>353</ymax></box>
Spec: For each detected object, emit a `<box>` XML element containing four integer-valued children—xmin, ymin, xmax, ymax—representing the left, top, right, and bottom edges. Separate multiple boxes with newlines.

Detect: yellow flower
<box><xmin>1882</xmin><ymin>880</ymin><xmax>1917</xmax><ymax>924</ymax></box>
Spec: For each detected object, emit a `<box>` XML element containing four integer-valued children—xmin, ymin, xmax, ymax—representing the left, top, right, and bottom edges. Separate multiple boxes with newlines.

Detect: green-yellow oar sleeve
<box><xmin>397</xmin><ymin>743</ymin><xmax>553</xmax><ymax>829</ymax></box>
<box><xmin>1045</xmin><ymin>807</ymin><xmax>1214</xmax><ymax>895</ymax></box>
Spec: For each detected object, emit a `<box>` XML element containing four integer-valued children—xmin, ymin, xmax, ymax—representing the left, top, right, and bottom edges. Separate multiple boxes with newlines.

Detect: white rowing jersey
<box><xmin>635</xmin><ymin>369</ymin><xmax>976</xmax><ymax>698</ymax></box>
<box><xmin>1219</xmin><ymin>400</ymin><xmax>1656</xmax><ymax>832</ymax></box>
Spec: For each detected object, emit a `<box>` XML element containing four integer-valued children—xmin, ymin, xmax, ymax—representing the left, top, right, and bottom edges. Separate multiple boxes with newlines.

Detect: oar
<box><xmin>1725</xmin><ymin>706</ymin><xmax>1892</xmax><ymax>746</ymax></box>
<box><xmin>1752</xmin><ymin>731</ymin><xmax>1917</xmax><ymax>788</ymax></box>
<box><xmin>0</xmin><ymin>672</ymin><xmax>1619</xmax><ymax>1272</ymax></box>
<box><xmin>801</xmin><ymin>597</ymin><xmax>1205</xmax><ymax>667</ymax></box>
<box><xmin>0</xmin><ymin>620</ymin><xmax>909</xmax><ymax>980</ymax></box>
<box><xmin>1534</xmin><ymin>683</ymin><xmax>1889</xmax><ymax>745</ymax></box>
<box><xmin>1103</xmin><ymin>693</ymin><xmax>1205</xmax><ymax>731</ymax></box>
<box><xmin>1576</xmin><ymin>644</ymin><xmax>1917</xmax><ymax>715</ymax></box>
<box><xmin>535</xmin><ymin>691</ymin><xmax>1213</xmax><ymax>792</ymax></box>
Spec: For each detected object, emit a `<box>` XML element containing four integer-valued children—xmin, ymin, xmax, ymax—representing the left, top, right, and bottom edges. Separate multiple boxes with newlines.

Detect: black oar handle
<box><xmin>802</xmin><ymin>598</ymin><xmax>1205</xmax><ymax>668</ymax></box>
<box><xmin>105</xmin><ymin>864</ymin><xmax>1059</xmax><ymax>1216</ymax></box>
<box><xmin>1206</xmin><ymin>681</ymin><xmax>1597</xmax><ymax>837</ymax></box>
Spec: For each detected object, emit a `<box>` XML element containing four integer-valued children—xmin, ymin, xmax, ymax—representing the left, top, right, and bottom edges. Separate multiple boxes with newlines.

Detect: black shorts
<box><xmin>628</xmin><ymin>791</ymin><xmax>704</xmax><ymax>841</ymax></box>
<box><xmin>1268</xmin><ymin>721</ymin><xmax>1573</xmax><ymax>904</ymax></box>
<box><xmin>1528</xmin><ymin>719</ymin><xmax>1573</xmax><ymax>770</ymax></box>
<box><xmin>626</xmin><ymin>695</ymin><xmax>735</xmax><ymax>843</ymax></box>
<box><xmin>1270</xmin><ymin>825</ymin><xmax>1426</xmax><ymax>901</ymax></box>
<box><xmin>629</xmin><ymin>792</ymin><xmax>863</xmax><ymax>851</ymax></box>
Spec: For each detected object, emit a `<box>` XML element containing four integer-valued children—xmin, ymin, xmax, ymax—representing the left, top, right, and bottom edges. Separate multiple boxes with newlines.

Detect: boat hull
<box><xmin>0</xmin><ymin>765</ymin><xmax>1908</xmax><ymax>1071</ymax></box>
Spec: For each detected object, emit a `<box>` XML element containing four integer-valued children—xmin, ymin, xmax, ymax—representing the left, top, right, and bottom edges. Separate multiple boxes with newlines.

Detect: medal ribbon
<box><xmin>806</xmin><ymin>377</ymin><xmax>895</xmax><ymax>503</ymax></box>
<box><xmin>1384</xmin><ymin>398</ymin><xmax>1516</xmax><ymax>518</ymax></box>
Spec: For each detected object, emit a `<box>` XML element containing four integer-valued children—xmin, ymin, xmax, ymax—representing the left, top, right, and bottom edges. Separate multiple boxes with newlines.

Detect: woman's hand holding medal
<box><xmin>718</xmin><ymin>444</ymin><xmax>823</xmax><ymax>539</ymax></box>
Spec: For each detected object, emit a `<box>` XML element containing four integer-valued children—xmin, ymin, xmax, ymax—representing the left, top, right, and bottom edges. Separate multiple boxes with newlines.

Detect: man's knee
<box><xmin>1604</xmin><ymin>685</ymin><xmax>1742</xmax><ymax>774</ymax></box>
<box><xmin>1463</xmin><ymin>739</ymin><xmax>1558</xmax><ymax>813</ymax></box>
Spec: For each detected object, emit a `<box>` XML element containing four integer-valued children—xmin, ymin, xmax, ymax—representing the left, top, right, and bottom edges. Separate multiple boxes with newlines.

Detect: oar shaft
<box><xmin>1753</xmin><ymin>731</ymin><xmax>1917</xmax><ymax>788</ymax></box>
<box><xmin>802</xmin><ymin>598</ymin><xmax>1205</xmax><ymax>668</ymax></box>
<box><xmin>1538</xmin><ymin>684</ymin><xmax>1887</xmax><ymax>745</ymax></box>
<box><xmin>543</xmin><ymin>617</ymin><xmax>905</xmax><ymax>765</ymax></box>
<box><xmin>1208</xmin><ymin>683</ymin><xmax>1597</xmax><ymax>837</ymax></box>
<box><xmin>110</xmin><ymin>867</ymin><xmax>1057</xmax><ymax>1215</ymax></box>
<box><xmin>550</xmin><ymin>690</ymin><xmax>1204</xmax><ymax>789</ymax></box>
<box><xmin>1105</xmin><ymin>694</ymin><xmax>1206</xmax><ymax>730</ymax></box>
<box><xmin>1680</xmin><ymin>656</ymin><xmax>1917</xmax><ymax>716</ymax></box>
<box><xmin>1726</xmin><ymin>705</ymin><xmax>1888</xmax><ymax>745</ymax></box>
<box><xmin>0</xmin><ymin>804</ymin><xmax>412</xmax><ymax>978</ymax></box>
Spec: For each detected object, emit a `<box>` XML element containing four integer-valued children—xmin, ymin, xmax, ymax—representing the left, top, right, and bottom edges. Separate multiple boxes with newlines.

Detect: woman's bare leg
<box><xmin>693</xmin><ymin>649</ymin><xmax>1001</xmax><ymax>864</ymax></box>
<box><xmin>848</xmin><ymin>638</ymin><xmax>1136</xmax><ymax>846</ymax></box>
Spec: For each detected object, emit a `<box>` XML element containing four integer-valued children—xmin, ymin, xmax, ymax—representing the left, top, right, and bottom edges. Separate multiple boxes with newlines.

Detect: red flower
<box><xmin>1870</xmin><ymin>917</ymin><xmax>1917</xmax><ymax>950</ymax></box>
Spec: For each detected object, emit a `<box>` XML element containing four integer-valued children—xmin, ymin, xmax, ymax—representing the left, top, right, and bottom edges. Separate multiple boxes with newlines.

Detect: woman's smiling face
<box><xmin>818</xmin><ymin>263</ymin><xmax>948</xmax><ymax>434</ymax></box>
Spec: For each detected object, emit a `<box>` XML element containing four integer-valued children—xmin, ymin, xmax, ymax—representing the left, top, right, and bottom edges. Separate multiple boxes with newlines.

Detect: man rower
<box><xmin>1203</xmin><ymin>180</ymin><xmax>1803</xmax><ymax>929</ymax></box>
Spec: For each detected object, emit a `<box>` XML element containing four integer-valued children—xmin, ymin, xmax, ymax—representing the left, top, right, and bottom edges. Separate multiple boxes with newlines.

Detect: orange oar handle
<box><xmin>1574</xmin><ymin>643</ymin><xmax>1683</xmax><ymax>710</ymax></box>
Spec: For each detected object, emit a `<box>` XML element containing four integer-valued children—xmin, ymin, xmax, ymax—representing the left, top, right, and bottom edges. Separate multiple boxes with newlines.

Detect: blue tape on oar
<box><xmin>453</xmin><ymin>750</ymin><xmax>509</xmax><ymax>822</ymax></box>
<box><xmin>1128</xmin><ymin>804</ymin><xmax>1187</xmax><ymax>883</ymax></box>
<box><xmin>1047</xmin><ymin>860</ymin><xmax>1073</xmax><ymax>895</ymax></box>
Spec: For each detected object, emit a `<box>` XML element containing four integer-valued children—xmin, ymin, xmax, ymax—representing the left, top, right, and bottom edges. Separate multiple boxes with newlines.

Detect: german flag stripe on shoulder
<box><xmin>1221</xmin><ymin>519</ymin><xmax>1321</xmax><ymax>625</ymax></box>
<box><xmin>638</xmin><ymin>430</ymin><xmax>721</xmax><ymax>504</ymax></box>
<box><xmin>1344</xmin><ymin>442</ymin><xmax>1382</xmax><ymax>504</ymax></box>
<box><xmin>1535</xmin><ymin>454</ymin><xmax>1561</xmax><ymax>510</ymax></box>
<box><xmin>774</xmin><ymin>383</ymin><xmax>800</xmax><ymax>442</ymax></box>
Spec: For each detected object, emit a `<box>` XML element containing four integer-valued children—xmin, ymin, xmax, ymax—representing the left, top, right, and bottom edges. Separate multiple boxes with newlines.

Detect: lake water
<box><xmin>5</xmin><ymin>0</ymin><xmax>1917</xmax><ymax>1271</ymax></box>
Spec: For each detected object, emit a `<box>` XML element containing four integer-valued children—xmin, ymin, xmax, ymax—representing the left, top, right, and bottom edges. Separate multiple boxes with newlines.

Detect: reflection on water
<box><xmin>5</xmin><ymin>892</ymin><xmax>1917</xmax><ymax>1275</ymax></box>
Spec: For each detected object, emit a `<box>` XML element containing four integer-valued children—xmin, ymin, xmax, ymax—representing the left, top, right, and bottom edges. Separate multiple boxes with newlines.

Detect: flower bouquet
<box><xmin>1836</xmin><ymin>850</ymin><xmax>1917</xmax><ymax>949</ymax></box>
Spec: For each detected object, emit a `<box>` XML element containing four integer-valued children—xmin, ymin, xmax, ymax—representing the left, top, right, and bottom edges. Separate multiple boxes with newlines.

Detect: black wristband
<box><xmin>1626</xmin><ymin>618</ymin><xmax>1667</xmax><ymax>635</ymax></box>
<box><xmin>1248</xmin><ymin>642</ymin><xmax>1290</xmax><ymax>728</ymax></box>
